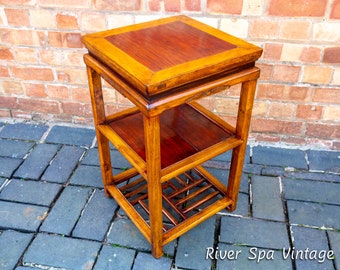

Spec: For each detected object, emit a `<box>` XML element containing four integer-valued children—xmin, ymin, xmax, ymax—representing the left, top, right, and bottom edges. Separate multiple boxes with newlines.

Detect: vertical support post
<box><xmin>227</xmin><ymin>79</ymin><xmax>257</xmax><ymax>211</ymax></box>
<box><xmin>86</xmin><ymin>63</ymin><xmax>113</xmax><ymax>197</ymax></box>
<box><xmin>143</xmin><ymin>114</ymin><xmax>163</xmax><ymax>258</ymax></box>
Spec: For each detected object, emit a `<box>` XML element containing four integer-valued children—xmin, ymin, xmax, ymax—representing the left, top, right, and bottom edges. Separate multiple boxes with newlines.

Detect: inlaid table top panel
<box><xmin>82</xmin><ymin>15</ymin><xmax>262</xmax><ymax>98</ymax></box>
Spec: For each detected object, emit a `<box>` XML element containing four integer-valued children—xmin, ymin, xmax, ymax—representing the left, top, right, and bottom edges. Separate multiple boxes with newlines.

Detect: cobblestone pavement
<box><xmin>0</xmin><ymin>121</ymin><xmax>339</xmax><ymax>270</ymax></box>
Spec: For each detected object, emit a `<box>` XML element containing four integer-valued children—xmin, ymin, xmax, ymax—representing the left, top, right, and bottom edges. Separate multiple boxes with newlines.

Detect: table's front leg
<box><xmin>143</xmin><ymin>115</ymin><xmax>164</xmax><ymax>258</ymax></box>
<box><xmin>86</xmin><ymin>65</ymin><xmax>113</xmax><ymax>197</ymax></box>
<box><xmin>227</xmin><ymin>79</ymin><xmax>258</xmax><ymax>211</ymax></box>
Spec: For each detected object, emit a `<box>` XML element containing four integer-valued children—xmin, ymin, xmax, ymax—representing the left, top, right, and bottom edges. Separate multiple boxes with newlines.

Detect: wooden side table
<box><xmin>82</xmin><ymin>15</ymin><xmax>262</xmax><ymax>258</ymax></box>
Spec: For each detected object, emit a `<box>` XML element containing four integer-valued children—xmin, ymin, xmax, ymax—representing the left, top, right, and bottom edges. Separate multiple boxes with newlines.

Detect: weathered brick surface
<box><xmin>0</xmin><ymin>0</ymin><xmax>338</xmax><ymax>148</ymax></box>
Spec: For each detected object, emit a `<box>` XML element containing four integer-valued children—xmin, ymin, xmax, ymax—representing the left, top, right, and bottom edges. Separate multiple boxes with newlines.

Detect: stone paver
<box><xmin>72</xmin><ymin>189</ymin><xmax>118</xmax><ymax>241</ymax></box>
<box><xmin>0</xmin><ymin>121</ymin><xmax>339</xmax><ymax>270</ymax></box>
<box><xmin>14</xmin><ymin>143</ymin><xmax>60</xmax><ymax>180</ymax></box>
<box><xmin>0</xmin><ymin>179</ymin><xmax>61</xmax><ymax>206</ymax></box>
<box><xmin>0</xmin><ymin>230</ymin><xmax>34</xmax><ymax>270</ymax></box>
<box><xmin>23</xmin><ymin>233</ymin><xmax>101</xmax><ymax>269</ymax></box>
<box><xmin>40</xmin><ymin>186</ymin><xmax>92</xmax><ymax>235</ymax></box>
<box><xmin>41</xmin><ymin>145</ymin><xmax>84</xmax><ymax>183</ymax></box>
<box><xmin>0</xmin><ymin>139</ymin><xmax>34</xmax><ymax>158</ymax></box>
<box><xmin>0</xmin><ymin>201</ymin><xmax>48</xmax><ymax>232</ymax></box>
<box><xmin>291</xmin><ymin>226</ymin><xmax>335</xmax><ymax>270</ymax></box>
<box><xmin>93</xmin><ymin>245</ymin><xmax>136</xmax><ymax>270</ymax></box>
<box><xmin>252</xmin><ymin>176</ymin><xmax>285</xmax><ymax>221</ymax></box>
<box><xmin>307</xmin><ymin>150</ymin><xmax>340</xmax><ymax>173</ymax></box>
<box><xmin>252</xmin><ymin>146</ymin><xmax>308</xmax><ymax>170</ymax></box>
<box><xmin>0</xmin><ymin>123</ymin><xmax>48</xmax><ymax>141</ymax></box>
<box><xmin>45</xmin><ymin>125</ymin><xmax>95</xmax><ymax>146</ymax></box>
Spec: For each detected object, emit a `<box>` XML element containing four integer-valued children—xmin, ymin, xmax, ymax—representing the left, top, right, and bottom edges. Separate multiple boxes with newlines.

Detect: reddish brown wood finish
<box><xmin>82</xmin><ymin>15</ymin><xmax>262</xmax><ymax>258</ymax></box>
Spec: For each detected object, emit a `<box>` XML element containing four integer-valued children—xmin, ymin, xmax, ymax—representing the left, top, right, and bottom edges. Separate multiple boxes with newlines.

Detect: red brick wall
<box><xmin>0</xmin><ymin>0</ymin><xmax>339</xmax><ymax>149</ymax></box>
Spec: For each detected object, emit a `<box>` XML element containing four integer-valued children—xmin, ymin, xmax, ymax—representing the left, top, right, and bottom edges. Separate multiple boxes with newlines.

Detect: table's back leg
<box><xmin>227</xmin><ymin>79</ymin><xmax>258</xmax><ymax>211</ymax></box>
<box><xmin>86</xmin><ymin>64</ymin><xmax>113</xmax><ymax>197</ymax></box>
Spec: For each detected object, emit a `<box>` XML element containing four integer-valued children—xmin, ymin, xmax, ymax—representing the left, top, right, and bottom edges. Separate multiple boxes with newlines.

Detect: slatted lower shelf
<box><xmin>107</xmin><ymin>166</ymin><xmax>232</xmax><ymax>240</ymax></box>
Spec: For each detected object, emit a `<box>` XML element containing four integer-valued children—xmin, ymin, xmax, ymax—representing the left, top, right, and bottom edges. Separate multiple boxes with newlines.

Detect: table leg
<box><xmin>86</xmin><ymin>66</ymin><xmax>113</xmax><ymax>197</ymax></box>
<box><xmin>143</xmin><ymin>115</ymin><xmax>164</xmax><ymax>258</ymax></box>
<box><xmin>227</xmin><ymin>79</ymin><xmax>257</xmax><ymax>211</ymax></box>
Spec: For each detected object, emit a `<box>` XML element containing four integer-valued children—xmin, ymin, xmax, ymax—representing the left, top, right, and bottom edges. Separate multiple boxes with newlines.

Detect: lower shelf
<box><xmin>107</xmin><ymin>166</ymin><xmax>232</xmax><ymax>245</ymax></box>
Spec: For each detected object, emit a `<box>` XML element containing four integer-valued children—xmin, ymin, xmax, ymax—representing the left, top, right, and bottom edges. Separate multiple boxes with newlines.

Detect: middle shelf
<box><xmin>98</xmin><ymin>102</ymin><xmax>243</xmax><ymax>181</ymax></box>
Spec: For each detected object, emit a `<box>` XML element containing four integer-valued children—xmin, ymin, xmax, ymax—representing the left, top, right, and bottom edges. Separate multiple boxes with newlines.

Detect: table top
<box><xmin>82</xmin><ymin>15</ymin><xmax>262</xmax><ymax>98</ymax></box>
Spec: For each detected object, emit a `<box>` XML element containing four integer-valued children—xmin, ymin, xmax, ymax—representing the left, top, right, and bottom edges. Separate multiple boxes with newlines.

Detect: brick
<box><xmin>272</xmin><ymin>65</ymin><xmax>301</xmax><ymax>82</ymax></box>
<box><xmin>3</xmin><ymin>80</ymin><xmax>24</xmax><ymax>95</ymax></box>
<box><xmin>307</xmin><ymin>150</ymin><xmax>340</xmax><ymax>173</ymax></box>
<box><xmin>252</xmin><ymin>146</ymin><xmax>308</xmax><ymax>169</ymax></box>
<box><xmin>18</xmin><ymin>98</ymin><xmax>60</xmax><ymax>114</ymax></box>
<box><xmin>6</xmin><ymin>29</ymin><xmax>45</xmax><ymax>46</ymax></box>
<box><xmin>0</xmin><ymin>231</ymin><xmax>34</xmax><ymax>270</ymax></box>
<box><xmin>69</xmin><ymin>165</ymin><xmax>104</xmax><ymax>188</ymax></box>
<box><xmin>56</xmin><ymin>67</ymin><xmax>88</xmax><ymax>84</ymax></box>
<box><xmin>313</xmin><ymin>22</ymin><xmax>340</xmax><ymax>42</ymax></box>
<box><xmin>323</xmin><ymin>106</ymin><xmax>340</xmax><ymax>121</ymax></box>
<box><xmin>62</xmin><ymin>101</ymin><xmax>93</xmax><ymax>117</ymax></box>
<box><xmin>5</xmin><ymin>8</ymin><xmax>30</xmax><ymax>27</ymax></box>
<box><xmin>29</xmin><ymin>8</ymin><xmax>56</xmax><ymax>28</ymax></box>
<box><xmin>0</xmin><ymin>0</ymin><xmax>35</xmax><ymax>5</ymax></box>
<box><xmin>0</xmin><ymin>122</ymin><xmax>48</xmax><ymax>141</ymax></box>
<box><xmin>0</xmin><ymin>201</ymin><xmax>48</xmax><ymax>232</ymax></box>
<box><xmin>148</xmin><ymin>0</ymin><xmax>161</xmax><ymax>11</ymax></box>
<box><xmin>40</xmin><ymin>186</ymin><xmax>92</xmax><ymax>235</ymax></box>
<box><xmin>333</xmin><ymin>68</ymin><xmax>340</xmax><ymax>85</ymax></box>
<box><xmin>81</xmin><ymin>12</ymin><xmax>106</xmax><ymax>32</ymax></box>
<box><xmin>256</xmin><ymin>83</ymin><xmax>283</xmax><ymax>100</ymax></box>
<box><xmin>38</xmin><ymin>0</ymin><xmax>90</xmax><ymax>8</ymax></box>
<box><xmin>46</xmin><ymin>84</ymin><xmax>69</xmax><ymax>100</ymax></box>
<box><xmin>249</xmin><ymin>19</ymin><xmax>279</xmax><ymax>39</ymax></box>
<box><xmin>0</xmin><ymin>157</ymin><xmax>22</xmax><ymax>178</ymax></box>
<box><xmin>331</xmin><ymin>0</ymin><xmax>340</xmax><ymax>19</ymax></box>
<box><xmin>207</xmin><ymin>0</ymin><xmax>243</xmax><ymax>14</ymax></box>
<box><xmin>184</xmin><ymin>0</ymin><xmax>201</xmax><ymax>11</ymax></box>
<box><xmin>306</xmin><ymin>123</ymin><xmax>340</xmax><ymax>139</ymax></box>
<box><xmin>323</xmin><ymin>47</ymin><xmax>340</xmax><ymax>63</ymax></box>
<box><xmin>263</xmin><ymin>43</ymin><xmax>282</xmax><ymax>60</ymax></box>
<box><xmin>280</xmin><ymin>43</ymin><xmax>303</xmax><ymax>62</ymax></box>
<box><xmin>70</xmin><ymin>86</ymin><xmax>91</xmax><ymax>102</ymax></box>
<box><xmin>48</xmin><ymin>32</ymin><xmax>83</xmax><ymax>48</ymax></box>
<box><xmin>56</xmin><ymin>13</ymin><xmax>79</xmax><ymax>29</ymax></box>
<box><xmin>0</xmin><ymin>96</ymin><xmax>18</xmax><ymax>109</ymax></box>
<box><xmin>296</xmin><ymin>104</ymin><xmax>323</xmax><ymax>120</ymax></box>
<box><xmin>287</xmin><ymin>86</ymin><xmax>311</xmax><ymax>101</ymax></box>
<box><xmin>302</xmin><ymin>66</ymin><xmax>332</xmax><ymax>84</ymax></box>
<box><xmin>12</xmin><ymin>47</ymin><xmax>38</xmax><ymax>64</ymax></box>
<box><xmin>268</xmin><ymin>0</ymin><xmax>327</xmax><ymax>16</ymax></box>
<box><xmin>313</xmin><ymin>88</ymin><xmax>340</xmax><ymax>103</ymax></box>
<box><xmin>292</xmin><ymin>226</ymin><xmax>334</xmax><ymax>269</ymax></box>
<box><xmin>288</xmin><ymin>200</ymin><xmax>340</xmax><ymax>229</ymax></box>
<box><xmin>39</xmin><ymin>49</ymin><xmax>63</xmax><ymax>66</ymax></box>
<box><xmin>284</xmin><ymin>178</ymin><xmax>340</xmax><ymax>204</ymax></box>
<box><xmin>73</xmin><ymin>189</ymin><xmax>118</xmax><ymax>241</ymax></box>
<box><xmin>242</xmin><ymin>0</ymin><xmax>265</xmax><ymax>15</ymax></box>
<box><xmin>0</xmin><ymin>179</ymin><xmax>62</xmax><ymax>206</ymax></box>
<box><xmin>25</xmin><ymin>83</ymin><xmax>46</xmax><ymax>98</ymax></box>
<box><xmin>0</xmin><ymin>65</ymin><xmax>9</xmax><ymax>77</ymax></box>
<box><xmin>252</xmin><ymin>101</ymin><xmax>268</xmax><ymax>117</ymax></box>
<box><xmin>164</xmin><ymin>0</ymin><xmax>181</xmax><ymax>12</ymax></box>
<box><xmin>23</xmin><ymin>233</ymin><xmax>101</xmax><ymax>269</ymax></box>
<box><xmin>299</xmin><ymin>46</ymin><xmax>321</xmax><ymax>63</ymax></box>
<box><xmin>252</xmin><ymin>118</ymin><xmax>303</xmax><ymax>135</ymax></box>
<box><xmin>279</xmin><ymin>20</ymin><xmax>310</xmax><ymax>40</ymax></box>
<box><xmin>107</xmin><ymin>14</ymin><xmax>134</xmax><ymax>28</ymax></box>
<box><xmin>0</xmin><ymin>47</ymin><xmax>14</xmax><ymax>60</ymax></box>
<box><xmin>42</xmin><ymin>145</ymin><xmax>84</xmax><ymax>183</ymax></box>
<box><xmin>268</xmin><ymin>102</ymin><xmax>295</xmax><ymax>118</ymax></box>
<box><xmin>133</xmin><ymin>252</ymin><xmax>173</xmax><ymax>270</ymax></box>
<box><xmin>63</xmin><ymin>50</ymin><xmax>84</xmax><ymax>67</ymax></box>
<box><xmin>93</xmin><ymin>245</ymin><xmax>135</xmax><ymax>270</ymax></box>
<box><xmin>220</xmin><ymin>18</ymin><xmax>249</xmax><ymax>38</ymax></box>
<box><xmin>256</xmin><ymin>64</ymin><xmax>273</xmax><ymax>80</ymax></box>
<box><xmin>11</xmin><ymin>66</ymin><xmax>54</xmax><ymax>81</ymax></box>
<box><xmin>220</xmin><ymin>216</ymin><xmax>289</xmax><ymax>249</ymax></box>
<box><xmin>0</xmin><ymin>139</ymin><xmax>34</xmax><ymax>158</ymax></box>
<box><xmin>174</xmin><ymin>217</ymin><xmax>215</xmax><ymax>269</ymax></box>
<box><xmin>93</xmin><ymin>0</ymin><xmax>141</xmax><ymax>10</ymax></box>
